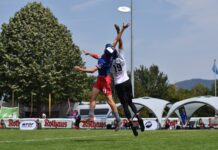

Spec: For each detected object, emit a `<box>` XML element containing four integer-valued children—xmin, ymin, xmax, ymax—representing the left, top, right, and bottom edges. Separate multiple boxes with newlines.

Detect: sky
<box><xmin>1</xmin><ymin>0</ymin><xmax>218</xmax><ymax>83</ymax></box>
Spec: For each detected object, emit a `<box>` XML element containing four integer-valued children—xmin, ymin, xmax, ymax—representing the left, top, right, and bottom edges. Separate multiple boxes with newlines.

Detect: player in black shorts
<box><xmin>112</xmin><ymin>23</ymin><xmax>145</xmax><ymax>136</ymax></box>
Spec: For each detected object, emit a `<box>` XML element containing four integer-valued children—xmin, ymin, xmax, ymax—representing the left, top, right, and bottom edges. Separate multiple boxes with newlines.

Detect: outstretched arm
<box><xmin>81</xmin><ymin>50</ymin><xmax>100</xmax><ymax>59</ymax></box>
<box><xmin>112</xmin><ymin>23</ymin><xmax>129</xmax><ymax>48</ymax></box>
<box><xmin>74</xmin><ymin>66</ymin><xmax>98</xmax><ymax>73</ymax></box>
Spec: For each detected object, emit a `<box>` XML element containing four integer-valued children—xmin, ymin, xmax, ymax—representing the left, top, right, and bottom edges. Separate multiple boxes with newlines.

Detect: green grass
<box><xmin>0</xmin><ymin>129</ymin><xmax>218</xmax><ymax>150</ymax></box>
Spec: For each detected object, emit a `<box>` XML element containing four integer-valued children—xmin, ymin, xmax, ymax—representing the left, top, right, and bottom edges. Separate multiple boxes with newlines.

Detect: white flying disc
<box><xmin>118</xmin><ymin>6</ymin><xmax>131</xmax><ymax>13</ymax></box>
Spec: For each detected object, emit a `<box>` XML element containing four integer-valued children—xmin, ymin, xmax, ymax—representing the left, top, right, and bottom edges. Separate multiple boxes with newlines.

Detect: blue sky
<box><xmin>1</xmin><ymin>0</ymin><xmax>218</xmax><ymax>83</ymax></box>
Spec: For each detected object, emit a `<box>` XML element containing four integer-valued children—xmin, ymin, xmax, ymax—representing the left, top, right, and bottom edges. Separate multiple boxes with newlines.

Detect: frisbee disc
<box><xmin>118</xmin><ymin>6</ymin><xmax>131</xmax><ymax>13</ymax></box>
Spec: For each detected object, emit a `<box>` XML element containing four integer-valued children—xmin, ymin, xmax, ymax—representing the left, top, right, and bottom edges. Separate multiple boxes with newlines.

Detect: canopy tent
<box><xmin>166</xmin><ymin>96</ymin><xmax>218</xmax><ymax>121</ymax></box>
<box><xmin>117</xmin><ymin>97</ymin><xmax>171</xmax><ymax>125</ymax></box>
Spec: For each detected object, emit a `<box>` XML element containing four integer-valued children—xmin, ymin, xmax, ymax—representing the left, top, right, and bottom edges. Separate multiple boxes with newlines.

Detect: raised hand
<box><xmin>81</xmin><ymin>50</ymin><xmax>90</xmax><ymax>55</ymax></box>
<box><xmin>123</xmin><ymin>23</ymin><xmax>129</xmax><ymax>29</ymax></box>
<box><xmin>114</xmin><ymin>24</ymin><xmax>120</xmax><ymax>33</ymax></box>
<box><xmin>74</xmin><ymin>66</ymin><xmax>81</xmax><ymax>71</ymax></box>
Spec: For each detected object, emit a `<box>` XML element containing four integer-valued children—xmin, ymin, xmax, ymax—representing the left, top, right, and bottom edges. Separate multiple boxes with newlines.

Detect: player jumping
<box><xmin>74</xmin><ymin>28</ymin><xmax>124</xmax><ymax>131</ymax></box>
<box><xmin>82</xmin><ymin>23</ymin><xmax>145</xmax><ymax>136</ymax></box>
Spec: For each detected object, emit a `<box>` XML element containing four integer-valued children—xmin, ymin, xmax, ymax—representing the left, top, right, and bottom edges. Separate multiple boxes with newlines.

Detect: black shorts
<box><xmin>115</xmin><ymin>79</ymin><xmax>133</xmax><ymax>103</ymax></box>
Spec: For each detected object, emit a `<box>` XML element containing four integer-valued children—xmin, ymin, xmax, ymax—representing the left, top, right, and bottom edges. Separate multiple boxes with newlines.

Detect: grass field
<box><xmin>0</xmin><ymin>129</ymin><xmax>218</xmax><ymax>150</ymax></box>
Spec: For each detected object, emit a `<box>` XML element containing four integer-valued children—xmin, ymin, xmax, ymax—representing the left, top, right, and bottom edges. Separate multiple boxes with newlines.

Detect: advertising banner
<box><xmin>4</xmin><ymin>119</ymin><xmax>20</xmax><ymax>128</ymax></box>
<box><xmin>0</xmin><ymin>107</ymin><xmax>19</xmax><ymax>118</ymax></box>
<box><xmin>41</xmin><ymin>118</ymin><xmax>74</xmax><ymax>128</ymax></box>
<box><xmin>144</xmin><ymin>120</ymin><xmax>159</xmax><ymax>130</ymax></box>
<box><xmin>20</xmin><ymin>121</ymin><xmax>37</xmax><ymax>130</ymax></box>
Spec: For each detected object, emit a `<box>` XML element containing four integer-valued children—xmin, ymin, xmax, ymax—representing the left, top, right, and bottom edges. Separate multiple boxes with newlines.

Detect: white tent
<box><xmin>166</xmin><ymin>96</ymin><xmax>218</xmax><ymax>120</ymax></box>
<box><xmin>117</xmin><ymin>97</ymin><xmax>170</xmax><ymax>124</ymax></box>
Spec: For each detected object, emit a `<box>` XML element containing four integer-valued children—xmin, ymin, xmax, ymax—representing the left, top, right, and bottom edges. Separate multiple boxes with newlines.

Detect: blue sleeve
<box><xmin>96</xmin><ymin>58</ymin><xmax>105</xmax><ymax>69</ymax></box>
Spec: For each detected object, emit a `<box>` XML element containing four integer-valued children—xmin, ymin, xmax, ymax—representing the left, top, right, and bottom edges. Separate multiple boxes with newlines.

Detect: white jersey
<box><xmin>111</xmin><ymin>50</ymin><xmax>129</xmax><ymax>85</ymax></box>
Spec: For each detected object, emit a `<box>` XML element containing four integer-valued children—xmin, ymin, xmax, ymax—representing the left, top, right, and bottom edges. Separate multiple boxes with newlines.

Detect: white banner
<box><xmin>144</xmin><ymin>120</ymin><xmax>159</xmax><ymax>130</ymax></box>
<box><xmin>4</xmin><ymin>119</ymin><xmax>20</xmax><ymax>128</ymax></box>
<box><xmin>20</xmin><ymin>121</ymin><xmax>37</xmax><ymax>130</ymax></box>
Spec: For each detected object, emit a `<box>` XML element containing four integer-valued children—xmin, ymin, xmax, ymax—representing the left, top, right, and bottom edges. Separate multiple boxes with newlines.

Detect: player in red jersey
<box><xmin>74</xmin><ymin>27</ymin><xmax>125</xmax><ymax>130</ymax></box>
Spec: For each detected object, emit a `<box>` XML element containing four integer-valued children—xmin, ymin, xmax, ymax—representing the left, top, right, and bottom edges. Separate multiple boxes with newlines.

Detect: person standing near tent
<box><xmin>73</xmin><ymin>27</ymin><xmax>125</xmax><ymax>131</ymax></box>
<box><xmin>82</xmin><ymin>23</ymin><xmax>145</xmax><ymax>136</ymax></box>
<box><xmin>180</xmin><ymin>108</ymin><xmax>187</xmax><ymax>127</ymax></box>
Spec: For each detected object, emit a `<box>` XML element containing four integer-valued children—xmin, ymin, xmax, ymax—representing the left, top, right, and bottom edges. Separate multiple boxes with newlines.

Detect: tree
<box><xmin>176</xmin><ymin>88</ymin><xmax>192</xmax><ymax>100</ymax></box>
<box><xmin>191</xmin><ymin>84</ymin><xmax>209</xmax><ymax>97</ymax></box>
<box><xmin>164</xmin><ymin>84</ymin><xmax>178</xmax><ymax>102</ymax></box>
<box><xmin>134</xmin><ymin>65</ymin><xmax>169</xmax><ymax>99</ymax></box>
<box><xmin>0</xmin><ymin>34</ymin><xmax>5</xmax><ymax>98</ymax></box>
<box><xmin>0</xmin><ymin>2</ymin><xmax>88</xmax><ymax>111</ymax></box>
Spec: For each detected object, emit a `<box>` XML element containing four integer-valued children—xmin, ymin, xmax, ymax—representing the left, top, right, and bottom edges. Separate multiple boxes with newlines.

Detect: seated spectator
<box><xmin>196</xmin><ymin>118</ymin><xmax>205</xmax><ymax>129</ymax></box>
<box><xmin>187</xmin><ymin>121</ymin><xmax>195</xmax><ymax>129</ymax></box>
<box><xmin>36</xmin><ymin>119</ymin><xmax>41</xmax><ymax>129</ymax></box>
<box><xmin>175</xmin><ymin>120</ymin><xmax>181</xmax><ymax>129</ymax></box>
<box><xmin>122</xmin><ymin>119</ymin><xmax>130</xmax><ymax>129</ymax></box>
<box><xmin>0</xmin><ymin>119</ymin><xmax>5</xmax><ymax>129</ymax></box>
<box><xmin>165</xmin><ymin>119</ymin><xmax>170</xmax><ymax>129</ymax></box>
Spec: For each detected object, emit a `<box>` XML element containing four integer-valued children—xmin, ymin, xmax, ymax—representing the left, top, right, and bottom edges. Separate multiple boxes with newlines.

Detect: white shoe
<box><xmin>115</xmin><ymin>120</ymin><xmax>122</xmax><ymax>131</ymax></box>
<box><xmin>87</xmin><ymin>115</ymin><xmax>95</xmax><ymax>121</ymax></box>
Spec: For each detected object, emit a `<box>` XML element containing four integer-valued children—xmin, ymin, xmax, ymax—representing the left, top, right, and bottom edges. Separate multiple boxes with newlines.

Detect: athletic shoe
<box><xmin>114</xmin><ymin>120</ymin><xmax>122</xmax><ymax>131</ymax></box>
<box><xmin>129</xmin><ymin>121</ymin><xmax>138</xmax><ymax>136</ymax></box>
<box><xmin>74</xmin><ymin>125</ymin><xmax>79</xmax><ymax>129</ymax></box>
<box><xmin>87</xmin><ymin>114</ymin><xmax>95</xmax><ymax>121</ymax></box>
<box><xmin>138</xmin><ymin>119</ymin><xmax>145</xmax><ymax>132</ymax></box>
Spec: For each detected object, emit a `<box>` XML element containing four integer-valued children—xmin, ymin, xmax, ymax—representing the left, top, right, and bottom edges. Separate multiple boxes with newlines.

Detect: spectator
<box><xmin>122</xmin><ymin>119</ymin><xmax>130</xmax><ymax>130</ymax></box>
<box><xmin>36</xmin><ymin>119</ymin><xmax>41</xmax><ymax>129</ymax></box>
<box><xmin>74</xmin><ymin>110</ymin><xmax>81</xmax><ymax>129</ymax></box>
<box><xmin>187</xmin><ymin>121</ymin><xmax>195</xmax><ymax>129</ymax></box>
<box><xmin>175</xmin><ymin>120</ymin><xmax>181</xmax><ymax>129</ymax></box>
<box><xmin>0</xmin><ymin>119</ymin><xmax>5</xmax><ymax>129</ymax></box>
<box><xmin>196</xmin><ymin>118</ymin><xmax>205</xmax><ymax>129</ymax></box>
<box><xmin>165</xmin><ymin>119</ymin><xmax>170</xmax><ymax>129</ymax></box>
<box><xmin>42</xmin><ymin>113</ymin><xmax>46</xmax><ymax>119</ymax></box>
<box><xmin>72</xmin><ymin>110</ymin><xmax>78</xmax><ymax>118</ymax></box>
<box><xmin>180</xmin><ymin>108</ymin><xmax>187</xmax><ymax>127</ymax></box>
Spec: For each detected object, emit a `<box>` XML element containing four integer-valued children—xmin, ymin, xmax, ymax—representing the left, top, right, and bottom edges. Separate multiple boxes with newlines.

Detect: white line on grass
<box><xmin>0</xmin><ymin>133</ymin><xmax>128</xmax><ymax>144</ymax></box>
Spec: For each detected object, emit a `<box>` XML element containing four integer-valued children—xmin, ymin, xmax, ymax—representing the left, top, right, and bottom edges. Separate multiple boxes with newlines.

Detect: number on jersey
<box><xmin>113</xmin><ymin>64</ymin><xmax>122</xmax><ymax>73</ymax></box>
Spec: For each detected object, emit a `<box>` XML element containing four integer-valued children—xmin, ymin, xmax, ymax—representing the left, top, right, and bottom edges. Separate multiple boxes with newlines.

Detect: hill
<box><xmin>175</xmin><ymin>79</ymin><xmax>214</xmax><ymax>90</ymax></box>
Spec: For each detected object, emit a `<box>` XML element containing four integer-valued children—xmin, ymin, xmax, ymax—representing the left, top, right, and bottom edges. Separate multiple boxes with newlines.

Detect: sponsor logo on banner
<box><xmin>43</xmin><ymin>119</ymin><xmax>68</xmax><ymax>128</ymax></box>
<box><xmin>20</xmin><ymin>121</ymin><xmax>37</xmax><ymax>130</ymax></box>
<box><xmin>8</xmin><ymin>119</ymin><xmax>20</xmax><ymax>128</ymax></box>
<box><xmin>79</xmin><ymin>120</ymin><xmax>107</xmax><ymax>129</ymax></box>
<box><xmin>144</xmin><ymin>120</ymin><xmax>158</xmax><ymax>130</ymax></box>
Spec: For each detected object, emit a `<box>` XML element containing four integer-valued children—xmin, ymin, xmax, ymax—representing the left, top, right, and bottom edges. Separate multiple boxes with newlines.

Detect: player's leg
<box><xmin>120</xmin><ymin>99</ymin><xmax>138</xmax><ymax>136</ymax></box>
<box><xmin>105</xmin><ymin>94</ymin><xmax>122</xmax><ymax>131</ymax></box>
<box><xmin>127</xmin><ymin>100</ymin><xmax>145</xmax><ymax>132</ymax></box>
<box><xmin>89</xmin><ymin>87</ymin><xmax>99</xmax><ymax>120</ymax></box>
<box><xmin>115</xmin><ymin>82</ymin><xmax>138</xmax><ymax>136</ymax></box>
<box><xmin>125</xmin><ymin>79</ymin><xmax>145</xmax><ymax>132</ymax></box>
<box><xmin>103</xmin><ymin>76</ymin><xmax>122</xmax><ymax>130</ymax></box>
<box><xmin>116</xmin><ymin>85</ymin><xmax>132</xmax><ymax>121</ymax></box>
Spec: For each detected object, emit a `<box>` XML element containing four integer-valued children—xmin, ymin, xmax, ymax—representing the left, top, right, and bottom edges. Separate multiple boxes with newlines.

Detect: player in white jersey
<box><xmin>112</xmin><ymin>24</ymin><xmax>145</xmax><ymax>136</ymax></box>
